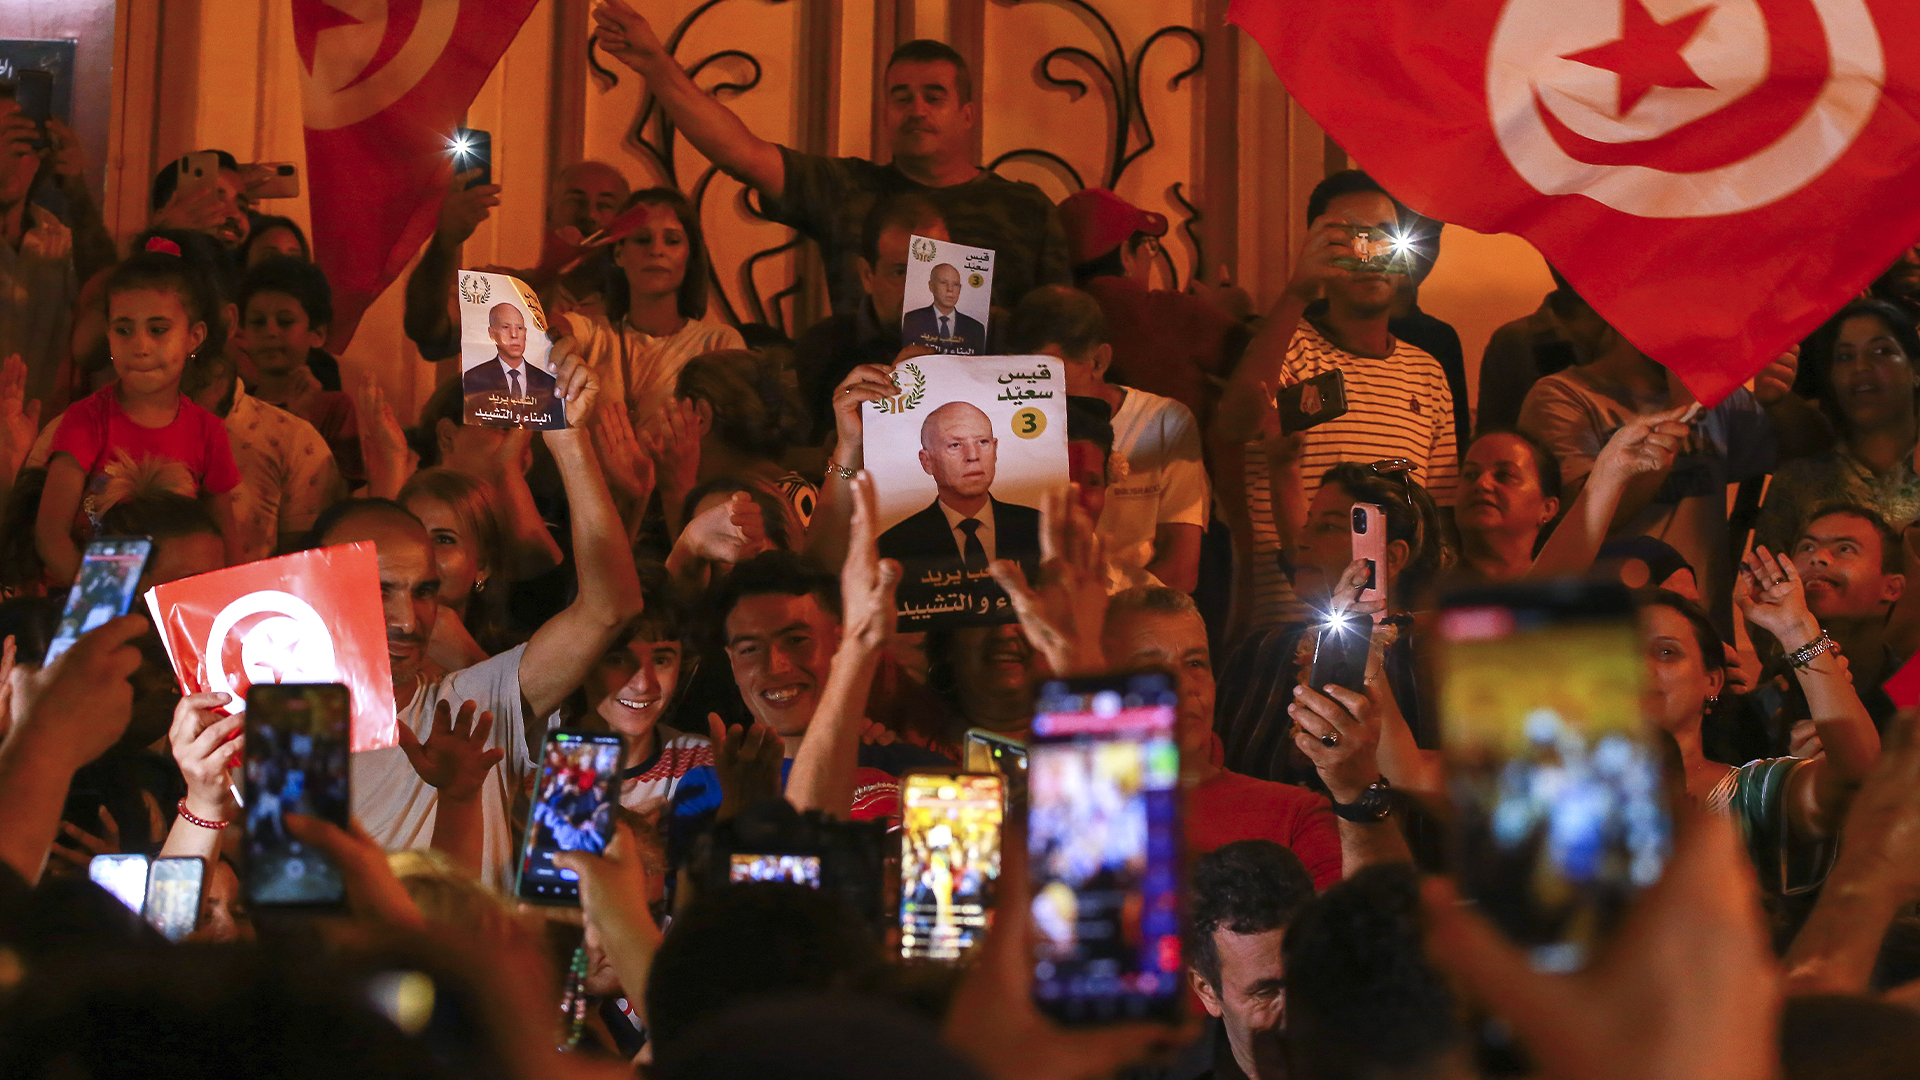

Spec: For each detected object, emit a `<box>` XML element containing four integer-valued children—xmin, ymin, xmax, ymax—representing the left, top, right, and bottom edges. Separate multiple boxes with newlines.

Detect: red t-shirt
<box><xmin>49</xmin><ymin>383</ymin><xmax>242</xmax><ymax>497</ymax></box>
<box><xmin>1186</xmin><ymin>767</ymin><xmax>1344</xmax><ymax>890</ymax></box>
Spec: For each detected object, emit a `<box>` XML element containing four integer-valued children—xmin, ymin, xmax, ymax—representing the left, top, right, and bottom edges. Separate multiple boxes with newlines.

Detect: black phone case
<box><xmin>1278</xmin><ymin>369</ymin><xmax>1349</xmax><ymax>433</ymax></box>
<box><xmin>1310</xmin><ymin>621</ymin><xmax>1370</xmax><ymax>693</ymax></box>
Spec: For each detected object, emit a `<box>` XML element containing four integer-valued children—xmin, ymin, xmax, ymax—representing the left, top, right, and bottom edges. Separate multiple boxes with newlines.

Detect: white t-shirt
<box><xmin>1098</xmin><ymin>389</ymin><xmax>1209</xmax><ymax>588</ymax></box>
<box><xmin>353</xmin><ymin>644</ymin><xmax>534</xmax><ymax>891</ymax></box>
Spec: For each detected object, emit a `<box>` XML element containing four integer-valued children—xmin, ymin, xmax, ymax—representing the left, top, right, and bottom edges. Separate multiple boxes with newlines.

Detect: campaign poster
<box><xmin>863</xmin><ymin>355</ymin><xmax>1067</xmax><ymax>630</ymax></box>
<box><xmin>144</xmin><ymin>543</ymin><xmax>397</xmax><ymax>753</ymax></box>
<box><xmin>458</xmin><ymin>270</ymin><xmax>565</xmax><ymax>430</ymax></box>
<box><xmin>901</xmin><ymin>236</ymin><xmax>993</xmax><ymax>355</ymax></box>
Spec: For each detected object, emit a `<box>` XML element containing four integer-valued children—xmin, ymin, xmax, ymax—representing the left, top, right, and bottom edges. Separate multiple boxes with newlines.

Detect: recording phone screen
<box><xmin>1028</xmin><ymin>673</ymin><xmax>1182</xmax><ymax>1025</ymax></box>
<box><xmin>516</xmin><ymin>731</ymin><xmax>623</xmax><ymax>904</ymax></box>
<box><xmin>899</xmin><ymin>772</ymin><xmax>1004</xmax><ymax>961</ymax></box>
<box><xmin>88</xmin><ymin>853</ymin><xmax>150</xmax><ymax>914</ymax></box>
<box><xmin>244</xmin><ymin>684</ymin><xmax>350</xmax><ymax>906</ymax></box>
<box><xmin>46</xmin><ymin>537</ymin><xmax>152</xmax><ymax>663</ymax></box>
<box><xmin>145</xmin><ymin>856</ymin><xmax>205</xmax><ymax>941</ymax></box>
<box><xmin>728</xmin><ymin>853</ymin><xmax>822</xmax><ymax>887</ymax></box>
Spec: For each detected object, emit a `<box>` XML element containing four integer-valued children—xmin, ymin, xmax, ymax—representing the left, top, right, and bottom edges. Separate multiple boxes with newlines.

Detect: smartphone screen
<box><xmin>244</xmin><ymin>684</ymin><xmax>351</xmax><ymax>906</ymax></box>
<box><xmin>45</xmin><ymin>537</ymin><xmax>153</xmax><ymax>663</ymax></box>
<box><xmin>728</xmin><ymin>853</ymin><xmax>822</xmax><ymax>886</ymax></box>
<box><xmin>1028</xmin><ymin>673</ymin><xmax>1182</xmax><ymax>1025</ymax></box>
<box><xmin>963</xmin><ymin>729</ymin><xmax>1029</xmax><ymax>809</ymax></box>
<box><xmin>516</xmin><ymin>730</ymin><xmax>623</xmax><ymax>904</ymax></box>
<box><xmin>452</xmin><ymin>127</ymin><xmax>491</xmax><ymax>189</ymax></box>
<box><xmin>899</xmin><ymin>772</ymin><xmax>1004</xmax><ymax>961</ymax></box>
<box><xmin>145</xmin><ymin>856</ymin><xmax>206</xmax><ymax>941</ymax></box>
<box><xmin>88</xmin><ymin>853</ymin><xmax>151</xmax><ymax>914</ymax></box>
<box><xmin>1437</xmin><ymin>581</ymin><xmax>1669</xmax><ymax>972</ymax></box>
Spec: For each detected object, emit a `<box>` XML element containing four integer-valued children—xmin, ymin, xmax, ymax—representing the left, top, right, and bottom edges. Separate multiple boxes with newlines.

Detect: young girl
<box><xmin>36</xmin><ymin>240</ymin><xmax>242</xmax><ymax>584</ymax></box>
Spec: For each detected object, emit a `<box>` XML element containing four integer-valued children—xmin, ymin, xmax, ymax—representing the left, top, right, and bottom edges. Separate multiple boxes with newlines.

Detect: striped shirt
<box><xmin>1243</xmin><ymin>322</ymin><xmax>1458</xmax><ymax>627</ymax></box>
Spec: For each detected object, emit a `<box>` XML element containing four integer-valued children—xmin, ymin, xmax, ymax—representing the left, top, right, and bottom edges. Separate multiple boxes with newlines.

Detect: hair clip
<box><xmin>145</xmin><ymin>237</ymin><xmax>182</xmax><ymax>257</ymax></box>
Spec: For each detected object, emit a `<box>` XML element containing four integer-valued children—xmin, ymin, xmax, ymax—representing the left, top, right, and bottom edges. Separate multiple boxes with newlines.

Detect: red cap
<box><xmin>1057</xmin><ymin>188</ymin><xmax>1168</xmax><ymax>266</ymax></box>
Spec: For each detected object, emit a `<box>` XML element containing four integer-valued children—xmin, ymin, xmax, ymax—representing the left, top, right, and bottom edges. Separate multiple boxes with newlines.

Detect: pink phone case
<box><xmin>1351</xmin><ymin>502</ymin><xmax>1387</xmax><ymax>614</ymax></box>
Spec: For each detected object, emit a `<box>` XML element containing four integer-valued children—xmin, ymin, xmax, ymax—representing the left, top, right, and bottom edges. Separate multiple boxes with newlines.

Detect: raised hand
<box><xmin>1284</xmin><ymin>216</ymin><xmax>1363</xmax><ymax>304</ymax></box>
<box><xmin>593</xmin><ymin>404</ymin><xmax>656</xmax><ymax>509</ymax></box>
<box><xmin>0</xmin><ymin>353</ymin><xmax>42</xmax><ymax>487</ymax></box>
<box><xmin>44</xmin><ymin>119</ymin><xmax>86</xmax><ymax>186</ymax></box>
<box><xmin>149</xmin><ymin>180</ymin><xmax>230</xmax><ymax>235</ymax></box>
<box><xmin>679</xmin><ymin>490</ymin><xmax>771</xmax><ymax>566</ymax></box>
<box><xmin>830</xmin><ymin>362</ymin><xmax>900</xmax><ymax>458</ymax></box>
<box><xmin>283</xmin><ymin>814</ymin><xmax>426</xmax><ymax>929</ymax></box>
<box><xmin>169</xmin><ymin>690</ymin><xmax>243</xmax><ymax>824</ymax></box>
<box><xmin>1736</xmin><ymin>545</ymin><xmax>1823</xmax><ymax>652</ymax></box>
<box><xmin>649</xmin><ymin>397</ymin><xmax>704</xmax><ymax>505</ymax></box>
<box><xmin>435</xmin><ymin>168</ymin><xmax>502</xmax><ymax>248</ymax></box>
<box><xmin>49</xmin><ymin>805</ymin><xmax>119</xmax><ymax>872</ymax></box>
<box><xmin>352</xmin><ymin>375</ymin><xmax>413</xmax><ymax>498</ymax></box>
<box><xmin>1289</xmin><ymin>682</ymin><xmax>1382</xmax><ymax>803</ymax></box>
<box><xmin>840</xmin><ymin>472</ymin><xmax>901</xmax><ymax>652</ymax></box>
<box><xmin>592</xmin><ymin>0</ymin><xmax>671</xmax><ymax>70</ymax></box>
<box><xmin>549</xmin><ymin>339</ymin><xmax>600</xmax><ymax>428</ymax></box>
<box><xmin>1589</xmin><ymin>402</ymin><xmax>1697</xmax><ymax>487</ymax></box>
<box><xmin>9</xmin><ymin>614</ymin><xmax>146</xmax><ymax>772</ymax></box>
<box><xmin>707</xmin><ymin>712</ymin><xmax>784</xmax><ymax>821</ymax></box>
<box><xmin>989</xmin><ymin>486</ymin><xmax>1110</xmax><ymax>676</ymax></box>
<box><xmin>395</xmin><ymin>699</ymin><xmax>504</xmax><ymax>802</ymax></box>
<box><xmin>1752</xmin><ymin>346</ymin><xmax>1800</xmax><ymax>407</ymax></box>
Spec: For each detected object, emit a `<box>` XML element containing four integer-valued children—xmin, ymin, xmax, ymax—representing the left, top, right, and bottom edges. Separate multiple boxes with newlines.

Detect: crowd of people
<box><xmin>3</xmin><ymin>3</ymin><xmax>1920</xmax><ymax>1077</ymax></box>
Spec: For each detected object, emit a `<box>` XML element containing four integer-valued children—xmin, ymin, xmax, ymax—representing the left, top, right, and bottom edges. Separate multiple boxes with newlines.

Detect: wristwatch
<box><xmin>1329</xmin><ymin>776</ymin><xmax>1394</xmax><ymax>823</ymax></box>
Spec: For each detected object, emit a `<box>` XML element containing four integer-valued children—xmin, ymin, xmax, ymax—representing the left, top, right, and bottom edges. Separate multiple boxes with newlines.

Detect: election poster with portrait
<box><xmin>144</xmin><ymin>543</ymin><xmax>397</xmax><ymax>753</ymax></box>
<box><xmin>901</xmin><ymin>236</ymin><xmax>993</xmax><ymax>355</ymax></box>
<box><xmin>862</xmin><ymin>355</ymin><xmax>1067</xmax><ymax>630</ymax></box>
<box><xmin>458</xmin><ymin>269</ymin><xmax>565</xmax><ymax>430</ymax></box>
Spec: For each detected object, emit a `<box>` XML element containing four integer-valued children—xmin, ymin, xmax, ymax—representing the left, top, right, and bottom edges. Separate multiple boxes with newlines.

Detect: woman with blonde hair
<box><xmin>399</xmin><ymin>467</ymin><xmax>515</xmax><ymax>670</ymax></box>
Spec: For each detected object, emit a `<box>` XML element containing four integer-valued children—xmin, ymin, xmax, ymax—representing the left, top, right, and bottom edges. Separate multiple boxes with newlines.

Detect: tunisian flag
<box><xmin>294</xmin><ymin>0</ymin><xmax>539</xmax><ymax>349</ymax></box>
<box><xmin>1229</xmin><ymin>0</ymin><xmax>1920</xmax><ymax>405</ymax></box>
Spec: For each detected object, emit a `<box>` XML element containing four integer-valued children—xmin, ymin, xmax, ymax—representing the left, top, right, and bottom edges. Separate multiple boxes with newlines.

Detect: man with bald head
<box><xmin>461</xmin><ymin>301</ymin><xmax>564</xmax><ymax>429</ymax></box>
<box><xmin>877</xmin><ymin>400</ymin><xmax>1040</xmax><ymax>577</ymax></box>
<box><xmin>902</xmin><ymin>261</ymin><xmax>986</xmax><ymax>354</ymax></box>
<box><xmin>323</xmin><ymin>348</ymin><xmax>642</xmax><ymax>888</ymax></box>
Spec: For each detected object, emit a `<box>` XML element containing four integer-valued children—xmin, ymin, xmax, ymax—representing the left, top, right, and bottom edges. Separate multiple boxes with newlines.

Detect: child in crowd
<box><xmin>34</xmin><ymin>240</ymin><xmax>242</xmax><ymax>583</ymax></box>
<box><xmin>235</xmin><ymin>256</ymin><xmax>360</xmax><ymax>482</ymax></box>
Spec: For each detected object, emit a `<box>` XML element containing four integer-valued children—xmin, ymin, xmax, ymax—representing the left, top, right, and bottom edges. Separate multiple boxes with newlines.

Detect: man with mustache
<box><xmin>593</xmin><ymin>1</ymin><xmax>1070</xmax><ymax>315</ymax></box>
<box><xmin>312</xmin><ymin>350</ymin><xmax>643</xmax><ymax>890</ymax></box>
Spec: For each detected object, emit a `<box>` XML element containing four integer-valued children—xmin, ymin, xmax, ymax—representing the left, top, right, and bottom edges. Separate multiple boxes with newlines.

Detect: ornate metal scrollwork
<box><xmin>985</xmin><ymin>0</ymin><xmax>1204</xmax><ymax>287</ymax></box>
<box><xmin>588</xmin><ymin>0</ymin><xmax>797</xmax><ymax>331</ymax></box>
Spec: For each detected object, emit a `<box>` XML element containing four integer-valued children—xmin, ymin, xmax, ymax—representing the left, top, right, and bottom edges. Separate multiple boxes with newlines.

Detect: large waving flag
<box><xmin>294</xmin><ymin>0</ymin><xmax>539</xmax><ymax>349</ymax></box>
<box><xmin>1229</xmin><ymin>0</ymin><xmax>1920</xmax><ymax>404</ymax></box>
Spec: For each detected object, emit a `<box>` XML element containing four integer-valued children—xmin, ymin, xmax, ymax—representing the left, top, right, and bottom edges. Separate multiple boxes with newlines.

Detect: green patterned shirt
<box><xmin>1753</xmin><ymin>444</ymin><xmax>1920</xmax><ymax>556</ymax></box>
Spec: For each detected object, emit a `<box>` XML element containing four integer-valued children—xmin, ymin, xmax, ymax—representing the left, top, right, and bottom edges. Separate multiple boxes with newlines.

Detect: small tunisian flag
<box><xmin>1229</xmin><ymin>0</ymin><xmax>1920</xmax><ymax>405</ymax></box>
<box><xmin>294</xmin><ymin>0</ymin><xmax>538</xmax><ymax>349</ymax></box>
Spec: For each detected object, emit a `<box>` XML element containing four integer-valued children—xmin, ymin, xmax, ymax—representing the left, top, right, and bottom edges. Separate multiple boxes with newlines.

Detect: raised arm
<box><xmin>159</xmin><ymin>692</ymin><xmax>243</xmax><ymax>863</ymax></box>
<box><xmin>518</xmin><ymin>351</ymin><xmax>644</xmax><ymax>724</ymax></box>
<box><xmin>593</xmin><ymin>0</ymin><xmax>786</xmax><ymax>200</ymax></box>
<box><xmin>483</xmin><ymin>429</ymin><xmax>565</xmax><ymax>580</ymax></box>
<box><xmin>402</xmin><ymin>171</ymin><xmax>501</xmax><ymax>358</ymax></box>
<box><xmin>1215</xmin><ymin>220</ymin><xmax>1351</xmax><ymax>443</ymax></box>
<box><xmin>804</xmin><ymin>361</ymin><xmax>900</xmax><ymax>571</ymax></box>
<box><xmin>395</xmin><ymin>699</ymin><xmax>505</xmax><ymax>878</ymax></box>
<box><xmin>785</xmin><ymin>472</ymin><xmax>897</xmax><ymax>818</ymax></box>
<box><xmin>1528</xmin><ymin>404</ymin><xmax>1695</xmax><ymax>580</ymax></box>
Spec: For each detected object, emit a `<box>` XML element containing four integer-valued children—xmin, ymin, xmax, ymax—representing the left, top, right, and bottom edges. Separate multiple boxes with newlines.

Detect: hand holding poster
<box><xmin>144</xmin><ymin>543</ymin><xmax>397</xmax><ymax>753</ymax></box>
<box><xmin>863</xmin><ymin>356</ymin><xmax>1067</xmax><ymax>630</ymax></box>
<box><xmin>459</xmin><ymin>270</ymin><xmax>565</xmax><ymax>430</ymax></box>
<box><xmin>902</xmin><ymin>236</ymin><xmax>993</xmax><ymax>355</ymax></box>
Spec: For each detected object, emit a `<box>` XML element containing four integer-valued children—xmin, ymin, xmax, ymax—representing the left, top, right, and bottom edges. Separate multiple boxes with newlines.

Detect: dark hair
<box><xmin>1801</xmin><ymin>501</ymin><xmax>1904</xmax><ymax>575</ymax></box>
<box><xmin>98</xmin><ymin>493</ymin><xmax>222</xmax><ymax>542</ymax></box>
<box><xmin>1319</xmin><ymin>462</ymin><xmax>1451</xmax><ymax>602</ymax></box>
<box><xmin>885</xmin><ymin>39</ymin><xmax>972</xmax><ymax>103</ymax></box>
<box><xmin>1305</xmin><ymin>169</ymin><xmax>1400</xmax><ymax>226</ymax></box>
<box><xmin>859</xmin><ymin>191</ymin><xmax>947</xmax><ymax>266</ymax></box>
<box><xmin>681</xmin><ymin>477</ymin><xmax>793</xmax><ymax>553</ymax></box>
<box><xmin>1639</xmin><ymin>588</ymin><xmax>1726</xmax><ymax>674</ymax></box>
<box><xmin>1467</xmin><ymin>426</ymin><xmax>1563</xmax><ymax>501</ymax></box>
<box><xmin>1072</xmin><ymin>232</ymin><xmax>1154</xmax><ymax>287</ymax></box>
<box><xmin>148</xmin><ymin>149</ymin><xmax>239</xmax><ymax>211</ymax></box>
<box><xmin>675</xmin><ymin>349</ymin><xmax>808</xmax><ymax>459</ymax></box>
<box><xmin>1187</xmin><ymin>840</ymin><xmax>1315</xmax><ymax>990</ymax></box>
<box><xmin>1810</xmin><ymin>299</ymin><xmax>1920</xmax><ymax>434</ymax></box>
<box><xmin>242</xmin><ymin>215</ymin><xmax>312</xmax><ymax>263</ymax></box>
<box><xmin>298</xmin><ymin>496</ymin><xmax>424</xmax><ymax>552</ymax></box>
<box><xmin>644</xmin><ymin>883</ymin><xmax>886</xmax><ymax>1055</ymax></box>
<box><xmin>706</xmin><ymin>550</ymin><xmax>841</xmax><ymax>654</ymax></box>
<box><xmin>107</xmin><ymin>233</ymin><xmax>229</xmax><ymax>360</ymax></box>
<box><xmin>1065</xmin><ymin>394</ymin><xmax>1114</xmax><ymax>461</ymax></box>
<box><xmin>1005</xmin><ymin>285</ymin><xmax>1108</xmax><ymax>358</ymax></box>
<box><xmin>605</xmin><ymin>187</ymin><xmax>712</xmax><ymax>323</ymax></box>
<box><xmin>238</xmin><ymin>254</ymin><xmax>333</xmax><ymax>330</ymax></box>
<box><xmin>1283</xmin><ymin>865</ymin><xmax>1464</xmax><ymax>1078</ymax></box>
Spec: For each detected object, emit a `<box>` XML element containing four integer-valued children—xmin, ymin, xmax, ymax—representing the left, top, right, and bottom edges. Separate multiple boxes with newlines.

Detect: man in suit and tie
<box><xmin>878</xmin><ymin>401</ymin><xmax>1041</xmax><ymax>580</ymax></box>
<box><xmin>462</xmin><ymin>302</ymin><xmax>565</xmax><ymax>429</ymax></box>
<box><xmin>901</xmin><ymin>262</ymin><xmax>987</xmax><ymax>354</ymax></box>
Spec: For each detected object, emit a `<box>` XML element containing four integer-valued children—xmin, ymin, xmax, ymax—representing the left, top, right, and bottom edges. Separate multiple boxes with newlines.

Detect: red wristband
<box><xmin>176</xmin><ymin>797</ymin><xmax>230</xmax><ymax>831</ymax></box>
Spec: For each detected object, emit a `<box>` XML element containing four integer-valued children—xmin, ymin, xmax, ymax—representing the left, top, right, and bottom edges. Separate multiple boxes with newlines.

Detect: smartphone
<box><xmin>1028</xmin><ymin>672</ymin><xmax>1183</xmax><ymax>1025</ymax></box>
<box><xmin>1351</xmin><ymin>502</ymin><xmax>1387</xmax><ymax>610</ymax></box>
<box><xmin>1309</xmin><ymin>616</ymin><xmax>1371</xmax><ymax>694</ymax></box>
<box><xmin>15</xmin><ymin>69</ymin><xmax>51</xmax><ymax>148</ymax></box>
<box><xmin>243</xmin><ymin>683</ymin><xmax>351</xmax><ymax>906</ymax></box>
<box><xmin>1436</xmin><ymin>581</ymin><xmax>1668</xmax><ymax>972</ymax></box>
<box><xmin>88</xmin><ymin>853</ymin><xmax>151</xmax><ymax>914</ymax></box>
<box><xmin>727</xmin><ymin>852</ymin><xmax>822</xmax><ymax>886</ymax></box>
<box><xmin>516</xmin><ymin>730</ymin><xmax>624</xmax><ymax>905</ymax></box>
<box><xmin>452</xmin><ymin>127</ymin><xmax>491</xmax><ymax>189</ymax></box>
<box><xmin>45</xmin><ymin>536</ymin><xmax>153</xmax><ymax>663</ymax></box>
<box><xmin>145</xmin><ymin>856</ymin><xmax>206</xmax><ymax>941</ymax></box>
<box><xmin>963</xmin><ymin>728</ymin><xmax>1029</xmax><ymax>809</ymax></box>
<box><xmin>899</xmin><ymin>772</ymin><xmax>1004</xmax><ymax>962</ymax></box>
<box><xmin>1277</xmin><ymin>369</ymin><xmax>1349</xmax><ymax>433</ymax></box>
<box><xmin>1332</xmin><ymin>224</ymin><xmax>1416</xmax><ymax>273</ymax></box>
<box><xmin>175</xmin><ymin>150</ymin><xmax>221</xmax><ymax>201</ymax></box>
<box><xmin>244</xmin><ymin>162</ymin><xmax>300</xmax><ymax>200</ymax></box>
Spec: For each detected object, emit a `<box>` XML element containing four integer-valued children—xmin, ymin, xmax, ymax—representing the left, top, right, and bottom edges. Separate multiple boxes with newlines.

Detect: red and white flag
<box><xmin>293</xmin><ymin>0</ymin><xmax>538</xmax><ymax>349</ymax></box>
<box><xmin>1229</xmin><ymin>0</ymin><xmax>1920</xmax><ymax>404</ymax></box>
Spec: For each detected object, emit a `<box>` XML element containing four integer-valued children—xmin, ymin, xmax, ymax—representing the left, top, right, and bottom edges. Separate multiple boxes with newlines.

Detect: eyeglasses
<box><xmin>1365</xmin><ymin>458</ymin><xmax>1417</xmax><ymax>513</ymax></box>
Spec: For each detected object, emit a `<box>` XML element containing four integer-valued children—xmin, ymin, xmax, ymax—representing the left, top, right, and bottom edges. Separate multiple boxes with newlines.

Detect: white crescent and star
<box><xmin>1488</xmin><ymin>0</ymin><xmax>1885</xmax><ymax>217</ymax></box>
<box><xmin>297</xmin><ymin>0</ymin><xmax>461</xmax><ymax>131</ymax></box>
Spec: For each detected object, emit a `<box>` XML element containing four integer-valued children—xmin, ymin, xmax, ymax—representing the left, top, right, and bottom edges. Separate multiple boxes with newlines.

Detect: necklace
<box><xmin>557</xmin><ymin>944</ymin><xmax>590</xmax><ymax>1050</ymax></box>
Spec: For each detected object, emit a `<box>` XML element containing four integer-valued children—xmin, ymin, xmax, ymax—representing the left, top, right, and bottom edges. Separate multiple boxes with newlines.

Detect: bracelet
<box><xmin>1787</xmin><ymin>630</ymin><xmax>1838</xmax><ymax>670</ymax></box>
<box><xmin>824</xmin><ymin>461</ymin><xmax>858</xmax><ymax>481</ymax></box>
<box><xmin>175</xmin><ymin>798</ymin><xmax>230</xmax><ymax>831</ymax></box>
